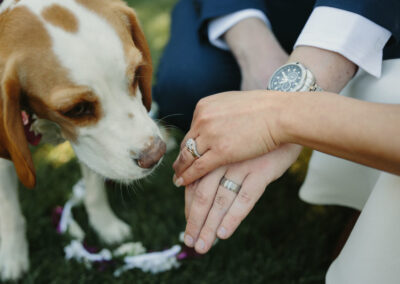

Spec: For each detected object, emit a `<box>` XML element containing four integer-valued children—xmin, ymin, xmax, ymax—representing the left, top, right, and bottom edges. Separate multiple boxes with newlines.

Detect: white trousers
<box><xmin>299</xmin><ymin>59</ymin><xmax>400</xmax><ymax>284</ymax></box>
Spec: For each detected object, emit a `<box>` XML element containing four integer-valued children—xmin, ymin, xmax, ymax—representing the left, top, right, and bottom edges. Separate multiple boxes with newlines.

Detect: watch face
<box><xmin>268</xmin><ymin>63</ymin><xmax>305</xmax><ymax>92</ymax></box>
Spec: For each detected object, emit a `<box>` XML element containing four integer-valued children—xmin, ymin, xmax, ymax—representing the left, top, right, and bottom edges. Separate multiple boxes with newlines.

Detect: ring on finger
<box><xmin>219</xmin><ymin>177</ymin><xmax>242</xmax><ymax>194</ymax></box>
<box><xmin>185</xmin><ymin>138</ymin><xmax>201</xmax><ymax>158</ymax></box>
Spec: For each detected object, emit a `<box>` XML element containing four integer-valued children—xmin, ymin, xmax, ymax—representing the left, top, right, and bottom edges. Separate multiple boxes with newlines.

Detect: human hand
<box><xmin>173</xmin><ymin>90</ymin><xmax>287</xmax><ymax>186</ymax></box>
<box><xmin>224</xmin><ymin>18</ymin><xmax>288</xmax><ymax>91</ymax></box>
<box><xmin>182</xmin><ymin>144</ymin><xmax>302</xmax><ymax>254</ymax></box>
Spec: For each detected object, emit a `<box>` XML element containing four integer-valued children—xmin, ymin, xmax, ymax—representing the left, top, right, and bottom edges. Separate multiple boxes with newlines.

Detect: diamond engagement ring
<box><xmin>185</xmin><ymin>138</ymin><xmax>201</xmax><ymax>158</ymax></box>
<box><xmin>220</xmin><ymin>177</ymin><xmax>242</xmax><ymax>194</ymax></box>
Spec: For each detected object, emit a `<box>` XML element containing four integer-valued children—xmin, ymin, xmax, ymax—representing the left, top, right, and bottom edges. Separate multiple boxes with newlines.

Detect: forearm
<box><xmin>277</xmin><ymin>92</ymin><xmax>400</xmax><ymax>174</ymax></box>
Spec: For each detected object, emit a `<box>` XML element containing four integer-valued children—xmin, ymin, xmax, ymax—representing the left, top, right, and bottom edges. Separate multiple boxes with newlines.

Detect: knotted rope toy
<box><xmin>54</xmin><ymin>180</ymin><xmax>200</xmax><ymax>276</ymax></box>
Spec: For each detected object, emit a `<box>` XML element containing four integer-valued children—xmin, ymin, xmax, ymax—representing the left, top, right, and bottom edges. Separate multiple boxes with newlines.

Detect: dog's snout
<box><xmin>135</xmin><ymin>137</ymin><xmax>166</xmax><ymax>169</ymax></box>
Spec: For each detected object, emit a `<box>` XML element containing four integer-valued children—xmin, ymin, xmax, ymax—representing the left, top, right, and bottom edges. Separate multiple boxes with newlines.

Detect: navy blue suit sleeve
<box><xmin>195</xmin><ymin>0</ymin><xmax>268</xmax><ymax>39</ymax></box>
<box><xmin>315</xmin><ymin>0</ymin><xmax>400</xmax><ymax>41</ymax></box>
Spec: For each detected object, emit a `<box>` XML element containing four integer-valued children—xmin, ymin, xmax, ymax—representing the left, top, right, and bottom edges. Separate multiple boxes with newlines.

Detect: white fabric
<box><xmin>208</xmin><ymin>7</ymin><xmax>391</xmax><ymax>78</ymax></box>
<box><xmin>295</xmin><ymin>7</ymin><xmax>391</xmax><ymax>78</ymax></box>
<box><xmin>299</xmin><ymin>156</ymin><xmax>380</xmax><ymax>210</ymax></box>
<box><xmin>208</xmin><ymin>9</ymin><xmax>271</xmax><ymax>50</ymax></box>
<box><xmin>299</xmin><ymin>59</ymin><xmax>400</xmax><ymax>283</ymax></box>
<box><xmin>326</xmin><ymin>173</ymin><xmax>400</xmax><ymax>284</ymax></box>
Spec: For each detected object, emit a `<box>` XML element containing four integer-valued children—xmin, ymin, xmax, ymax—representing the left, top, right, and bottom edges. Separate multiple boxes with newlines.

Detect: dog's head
<box><xmin>0</xmin><ymin>0</ymin><xmax>166</xmax><ymax>188</ymax></box>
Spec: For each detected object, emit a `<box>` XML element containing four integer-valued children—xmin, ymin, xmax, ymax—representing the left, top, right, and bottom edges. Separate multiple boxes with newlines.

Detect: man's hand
<box><xmin>183</xmin><ymin>144</ymin><xmax>302</xmax><ymax>254</ymax></box>
<box><xmin>224</xmin><ymin>18</ymin><xmax>288</xmax><ymax>90</ymax></box>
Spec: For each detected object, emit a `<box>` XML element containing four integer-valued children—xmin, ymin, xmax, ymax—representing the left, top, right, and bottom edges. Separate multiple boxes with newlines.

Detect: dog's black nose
<box><xmin>135</xmin><ymin>136</ymin><xmax>166</xmax><ymax>169</ymax></box>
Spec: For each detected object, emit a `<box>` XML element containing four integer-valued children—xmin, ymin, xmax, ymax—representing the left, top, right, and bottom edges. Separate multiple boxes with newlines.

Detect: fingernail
<box><xmin>184</xmin><ymin>234</ymin><xmax>194</xmax><ymax>247</ymax></box>
<box><xmin>174</xmin><ymin>177</ymin><xmax>184</xmax><ymax>187</ymax></box>
<box><xmin>196</xmin><ymin>239</ymin><xmax>205</xmax><ymax>251</ymax></box>
<box><xmin>217</xmin><ymin>227</ymin><xmax>226</xmax><ymax>238</ymax></box>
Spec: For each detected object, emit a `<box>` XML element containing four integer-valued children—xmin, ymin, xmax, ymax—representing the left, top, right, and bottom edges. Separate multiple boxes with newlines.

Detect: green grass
<box><xmin>16</xmin><ymin>0</ymin><xmax>352</xmax><ymax>283</ymax></box>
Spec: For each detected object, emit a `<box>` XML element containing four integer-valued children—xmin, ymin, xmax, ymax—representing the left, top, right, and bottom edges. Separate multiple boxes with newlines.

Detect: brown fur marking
<box><xmin>41</xmin><ymin>4</ymin><xmax>79</xmax><ymax>33</ymax></box>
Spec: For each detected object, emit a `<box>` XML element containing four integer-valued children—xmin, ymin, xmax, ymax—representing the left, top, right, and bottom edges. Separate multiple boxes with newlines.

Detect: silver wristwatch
<box><xmin>267</xmin><ymin>62</ymin><xmax>323</xmax><ymax>92</ymax></box>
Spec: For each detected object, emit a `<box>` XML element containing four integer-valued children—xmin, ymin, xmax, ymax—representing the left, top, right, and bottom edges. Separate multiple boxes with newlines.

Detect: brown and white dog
<box><xmin>0</xmin><ymin>0</ymin><xmax>166</xmax><ymax>280</ymax></box>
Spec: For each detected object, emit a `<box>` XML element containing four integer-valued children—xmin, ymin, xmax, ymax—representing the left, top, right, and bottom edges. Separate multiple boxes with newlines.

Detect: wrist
<box><xmin>259</xmin><ymin>91</ymin><xmax>293</xmax><ymax>146</ymax></box>
<box><xmin>276</xmin><ymin>93</ymin><xmax>298</xmax><ymax>145</ymax></box>
<box><xmin>225</xmin><ymin>18</ymin><xmax>287</xmax><ymax>71</ymax></box>
<box><xmin>265</xmin><ymin>91</ymin><xmax>315</xmax><ymax>147</ymax></box>
<box><xmin>225</xmin><ymin>18</ymin><xmax>288</xmax><ymax>90</ymax></box>
<box><xmin>288</xmin><ymin>46</ymin><xmax>357</xmax><ymax>93</ymax></box>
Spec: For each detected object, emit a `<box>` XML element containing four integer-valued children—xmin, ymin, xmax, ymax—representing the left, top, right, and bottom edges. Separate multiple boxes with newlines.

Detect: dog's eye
<box><xmin>63</xmin><ymin>102</ymin><xmax>94</xmax><ymax>118</ymax></box>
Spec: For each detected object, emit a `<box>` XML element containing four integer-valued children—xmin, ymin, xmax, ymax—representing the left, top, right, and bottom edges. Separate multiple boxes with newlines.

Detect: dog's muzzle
<box><xmin>134</xmin><ymin>136</ymin><xmax>166</xmax><ymax>169</ymax></box>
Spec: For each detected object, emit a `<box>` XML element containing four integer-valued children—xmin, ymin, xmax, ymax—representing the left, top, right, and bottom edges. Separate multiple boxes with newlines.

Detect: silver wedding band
<box><xmin>220</xmin><ymin>177</ymin><xmax>242</xmax><ymax>194</ymax></box>
<box><xmin>185</xmin><ymin>138</ymin><xmax>201</xmax><ymax>158</ymax></box>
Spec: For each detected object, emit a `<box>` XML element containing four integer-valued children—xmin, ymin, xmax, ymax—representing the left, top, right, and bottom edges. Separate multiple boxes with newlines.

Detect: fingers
<box><xmin>183</xmin><ymin>167</ymin><xmax>226</xmax><ymax>248</ymax></box>
<box><xmin>174</xmin><ymin>150</ymin><xmax>221</xmax><ymax>187</ymax></box>
<box><xmin>216</xmin><ymin>172</ymin><xmax>269</xmax><ymax>240</ymax></box>
<box><xmin>180</xmin><ymin>146</ymin><xmax>303</xmax><ymax>254</ymax></box>
<box><xmin>173</xmin><ymin>136</ymin><xmax>209</xmax><ymax>185</ymax></box>
<box><xmin>184</xmin><ymin>181</ymin><xmax>198</xmax><ymax>220</ymax></box>
<box><xmin>194</xmin><ymin>167</ymin><xmax>248</xmax><ymax>254</ymax></box>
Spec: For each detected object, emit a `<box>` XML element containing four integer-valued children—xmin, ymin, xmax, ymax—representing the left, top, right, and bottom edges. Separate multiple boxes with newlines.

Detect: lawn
<box><xmin>17</xmin><ymin>0</ymin><xmax>352</xmax><ymax>283</ymax></box>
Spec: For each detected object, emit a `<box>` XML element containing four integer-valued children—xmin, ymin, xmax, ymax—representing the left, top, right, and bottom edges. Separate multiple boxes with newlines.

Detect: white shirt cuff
<box><xmin>295</xmin><ymin>6</ymin><xmax>392</xmax><ymax>78</ymax></box>
<box><xmin>208</xmin><ymin>9</ymin><xmax>271</xmax><ymax>51</ymax></box>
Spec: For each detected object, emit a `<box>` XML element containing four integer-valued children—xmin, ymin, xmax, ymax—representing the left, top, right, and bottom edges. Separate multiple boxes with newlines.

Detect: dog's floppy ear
<box><xmin>0</xmin><ymin>57</ymin><xmax>35</xmax><ymax>188</ymax></box>
<box><xmin>121</xmin><ymin>7</ymin><xmax>153</xmax><ymax>111</ymax></box>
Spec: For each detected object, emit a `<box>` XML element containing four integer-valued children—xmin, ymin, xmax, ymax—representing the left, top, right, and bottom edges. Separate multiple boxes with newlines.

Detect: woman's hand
<box><xmin>173</xmin><ymin>90</ymin><xmax>286</xmax><ymax>186</ymax></box>
<box><xmin>182</xmin><ymin>144</ymin><xmax>302</xmax><ymax>254</ymax></box>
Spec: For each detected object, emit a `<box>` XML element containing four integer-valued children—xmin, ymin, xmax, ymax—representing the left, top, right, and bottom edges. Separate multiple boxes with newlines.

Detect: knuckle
<box><xmin>214</xmin><ymin>194</ymin><xmax>229</xmax><ymax>210</ymax></box>
<box><xmin>194</xmin><ymin>189</ymin><xmax>210</xmax><ymax>206</ymax></box>
<box><xmin>179</xmin><ymin>151</ymin><xmax>188</xmax><ymax>164</ymax></box>
<box><xmin>216</xmin><ymin>140</ymin><xmax>231</xmax><ymax>155</ymax></box>
<box><xmin>197</xmin><ymin>113</ymin><xmax>210</xmax><ymax>126</ymax></box>
<box><xmin>180</xmin><ymin>140</ymin><xmax>186</xmax><ymax>150</ymax></box>
<box><xmin>193</xmin><ymin>159</ymin><xmax>206</xmax><ymax>173</ymax></box>
<box><xmin>196</xmin><ymin>111</ymin><xmax>214</xmax><ymax>125</ymax></box>
<box><xmin>237</xmin><ymin>191</ymin><xmax>252</xmax><ymax>205</ymax></box>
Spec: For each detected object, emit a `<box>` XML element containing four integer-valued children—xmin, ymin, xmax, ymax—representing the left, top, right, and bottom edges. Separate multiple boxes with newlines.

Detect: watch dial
<box><xmin>270</xmin><ymin>64</ymin><xmax>303</xmax><ymax>92</ymax></box>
